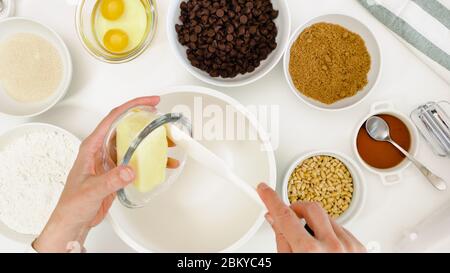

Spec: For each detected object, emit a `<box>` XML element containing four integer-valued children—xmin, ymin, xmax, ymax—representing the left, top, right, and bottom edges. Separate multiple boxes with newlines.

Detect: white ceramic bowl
<box><xmin>0</xmin><ymin>123</ymin><xmax>80</xmax><ymax>244</ymax></box>
<box><xmin>353</xmin><ymin>101</ymin><xmax>420</xmax><ymax>185</ymax></box>
<box><xmin>167</xmin><ymin>0</ymin><xmax>291</xmax><ymax>87</ymax></box>
<box><xmin>283</xmin><ymin>14</ymin><xmax>382</xmax><ymax>111</ymax></box>
<box><xmin>282</xmin><ymin>150</ymin><xmax>365</xmax><ymax>225</ymax></box>
<box><xmin>0</xmin><ymin>17</ymin><xmax>72</xmax><ymax>117</ymax></box>
<box><xmin>108</xmin><ymin>86</ymin><xmax>277</xmax><ymax>252</ymax></box>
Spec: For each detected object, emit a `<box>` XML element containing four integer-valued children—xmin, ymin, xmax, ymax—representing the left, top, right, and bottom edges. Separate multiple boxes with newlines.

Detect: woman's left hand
<box><xmin>33</xmin><ymin>96</ymin><xmax>162</xmax><ymax>253</ymax></box>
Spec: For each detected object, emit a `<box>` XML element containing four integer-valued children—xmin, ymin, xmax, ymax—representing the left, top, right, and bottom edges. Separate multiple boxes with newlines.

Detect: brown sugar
<box><xmin>289</xmin><ymin>23</ymin><xmax>371</xmax><ymax>104</ymax></box>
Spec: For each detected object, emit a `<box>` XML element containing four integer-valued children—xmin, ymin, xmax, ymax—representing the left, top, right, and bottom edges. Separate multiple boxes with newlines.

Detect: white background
<box><xmin>1</xmin><ymin>0</ymin><xmax>449</xmax><ymax>252</ymax></box>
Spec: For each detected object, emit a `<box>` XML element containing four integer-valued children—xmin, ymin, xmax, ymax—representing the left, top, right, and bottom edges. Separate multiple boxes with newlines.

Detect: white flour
<box><xmin>0</xmin><ymin>128</ymin><xmax>78</xmax><ymax>235</ymax></box>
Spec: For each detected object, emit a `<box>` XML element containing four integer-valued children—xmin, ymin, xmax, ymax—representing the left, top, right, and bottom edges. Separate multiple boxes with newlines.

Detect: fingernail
<box><xmin>120</xmin><ymin>167</ymin><xmax>135</xmax><ymax>182</ymax></box>
<box><xmin>258</xmin><ymin>183</ymin><xmax>269</xmax><ymax>190</ymax></box>
<box><xmin>265</xmin><ymin>213</ymin><xmax>274</xmax><ymax>225</ymax></box>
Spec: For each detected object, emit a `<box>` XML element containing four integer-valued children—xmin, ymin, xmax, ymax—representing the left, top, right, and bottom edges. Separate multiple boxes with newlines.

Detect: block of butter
<box><xmin>116</xmin><ymin>110</ymin><xmax>168</xmax><ymax>193</ymax></box>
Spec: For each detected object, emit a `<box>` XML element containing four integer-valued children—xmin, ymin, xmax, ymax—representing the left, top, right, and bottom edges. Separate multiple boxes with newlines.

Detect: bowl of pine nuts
<box><xmin>282</xmin><ymin>151</ymin><xmax>365</xmax><ymax>225</ymax></box>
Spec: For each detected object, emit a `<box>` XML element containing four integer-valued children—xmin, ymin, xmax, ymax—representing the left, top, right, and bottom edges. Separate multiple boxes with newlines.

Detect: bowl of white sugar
<box><xmin>0</xmin><ymin>123</ymin><xmax>80</xmax><ymax>244</ymax></box>
<box><xmin>0</xmin><ymin>18</ymin><xmax>72</xmax><ymax>117</ymax></box>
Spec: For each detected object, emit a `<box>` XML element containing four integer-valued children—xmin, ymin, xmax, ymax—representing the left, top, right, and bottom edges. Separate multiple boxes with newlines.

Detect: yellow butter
<box><xmin>116</xmin><ymin>111</ymin><xmax>168</xmax><ymax>193</ymax></box>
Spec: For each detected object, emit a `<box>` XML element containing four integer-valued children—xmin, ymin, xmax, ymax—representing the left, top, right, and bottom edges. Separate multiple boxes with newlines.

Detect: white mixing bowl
<box><xmin>108</xmin><ymin>86</ymin><xmax>277</xmax><ymax>252</ymax></box>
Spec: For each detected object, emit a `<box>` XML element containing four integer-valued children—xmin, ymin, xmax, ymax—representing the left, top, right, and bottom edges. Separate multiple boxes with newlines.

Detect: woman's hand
<box><xmin>33</xmin><ymin>96</ymin><xmax>165</xmax><ymax>253</ymax></box>
<box><xmin>257</xmin><ymin>183</ymin><xmax>366</xmax><ymax>253</ymax></box>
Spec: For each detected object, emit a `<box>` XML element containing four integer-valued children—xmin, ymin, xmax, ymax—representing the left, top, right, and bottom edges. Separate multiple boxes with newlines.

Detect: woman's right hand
<box><xmin>257</xmin><ymin>183</ymin><xmax>366</xmax><ymax>253</ymax></box>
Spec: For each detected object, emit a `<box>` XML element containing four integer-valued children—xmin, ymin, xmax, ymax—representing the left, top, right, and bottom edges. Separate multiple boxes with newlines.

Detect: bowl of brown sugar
<box><xmin>283</xmin><ymin>14</ymin><xmax>381</xmax><ymax>111</ymax></box>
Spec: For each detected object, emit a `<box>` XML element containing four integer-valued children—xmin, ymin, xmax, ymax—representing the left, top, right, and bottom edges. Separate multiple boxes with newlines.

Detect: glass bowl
<box><xmin>76</xmin><ymin>0</ymin><xmax>157</xmax><ymax>64</ymax></box>
<box><xmin>102</xmin><ymin>106</ymin><xmax>192</xmax><ymax>208</ymax></box>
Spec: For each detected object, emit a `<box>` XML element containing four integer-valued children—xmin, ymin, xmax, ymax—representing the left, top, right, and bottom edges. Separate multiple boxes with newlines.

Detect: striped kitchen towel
<box><xmin>358</xmin><ymin>0</ymin><xmax>450</xmax><ymax>85</ymax></box>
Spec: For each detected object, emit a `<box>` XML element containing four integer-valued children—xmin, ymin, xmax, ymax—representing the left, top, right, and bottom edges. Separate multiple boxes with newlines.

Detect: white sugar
<box><xmin>0</xmin><ymin>33</ymin><xmax>63</xmax><ymax>103</ymax></box>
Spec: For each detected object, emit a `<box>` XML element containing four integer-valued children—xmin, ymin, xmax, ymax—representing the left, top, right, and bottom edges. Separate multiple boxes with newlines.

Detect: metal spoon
<box><xmin>366</xmin><ymin>116</ymin><xmax>447</xmax><ymax>191</ymax></box>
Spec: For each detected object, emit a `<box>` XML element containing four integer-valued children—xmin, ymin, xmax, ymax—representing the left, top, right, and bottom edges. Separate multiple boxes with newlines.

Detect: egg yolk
<box><xmin>103</xmin><ymin>29</ymin><xmax>129</xmax><ymax>53</ymax></box>
<box><xmin>100</xmin><ymin>0</ymin><xmax>125</xmax><ymax>21</ymax></box>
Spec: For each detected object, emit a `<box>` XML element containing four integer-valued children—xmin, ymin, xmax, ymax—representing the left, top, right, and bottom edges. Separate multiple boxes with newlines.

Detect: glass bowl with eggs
<box><xmin>76</xmin><ymin>0</ymin><xmax>157</xmax><ymax>63</ymax></box>
<box><xmin>102</xmin><ymin>106</ymin><xmax>192</xmax><ymax>208</ymax></box>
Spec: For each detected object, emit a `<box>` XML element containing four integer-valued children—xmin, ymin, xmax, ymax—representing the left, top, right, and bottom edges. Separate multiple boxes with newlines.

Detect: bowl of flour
<box><xmin>0</xmin><ymin>123</ymin><xmax>80</xmax><ymax>244</ymax></box>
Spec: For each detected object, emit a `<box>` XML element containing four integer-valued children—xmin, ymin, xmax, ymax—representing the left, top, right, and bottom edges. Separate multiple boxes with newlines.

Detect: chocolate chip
<box><xmin>189</xmin><ymin>34</ymin><xmax>198</xmax><ymax>42</ymax></box>
<box><xmin>194</xmin><ymin>25</ymin><xmax>202</xmax><ymax>33</ymax></box>
<box><xmin>226</xmin><ymin>25</ymin><xmax>234</xmax><ymax>34</ymax></box>
<box><xmin>207</xmin><ymin>29</ymin><xmax>216</xmax><ymax>37</ymax></box>
<box><xmin>240</xmin><ymin>15</ymin><xmax>248</xmax><ymax>24</ymax></box>
<box><xmin>208</xmin><ymin>45</ymin><xmax>216</xmax><ymax>53</ymax></box>
<box><xmin>216</xmin><ymin>9</ymin><xmax>225</xmax><ymax>17</ymax></box>
<box><xmin>238</xmin><ymin>26</ymin><xmax>246</xmax><ymax>36</ymax></box>
<box><xmin>183</xmin><ymin>33</ymin><xmax>190</xmax><ymax>43</ymax></box>
<box><xmin>271</xmin><ymin>10</ymin><xmax>279</xmax><ymax>18</ymax></box>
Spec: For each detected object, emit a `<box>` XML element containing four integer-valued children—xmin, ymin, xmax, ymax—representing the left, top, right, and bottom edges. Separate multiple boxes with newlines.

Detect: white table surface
<box><xmin>1</xmin><ymin>0</ymin><xmax>449</xmax><ymax>253</ymax></box>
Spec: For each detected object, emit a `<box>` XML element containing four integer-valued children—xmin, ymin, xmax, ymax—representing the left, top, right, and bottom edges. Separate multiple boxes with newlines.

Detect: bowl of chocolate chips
<box><xmin>168</xmin><ymin>0</ymin><xmax>291</xmax><ymax>87</ymax></box>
